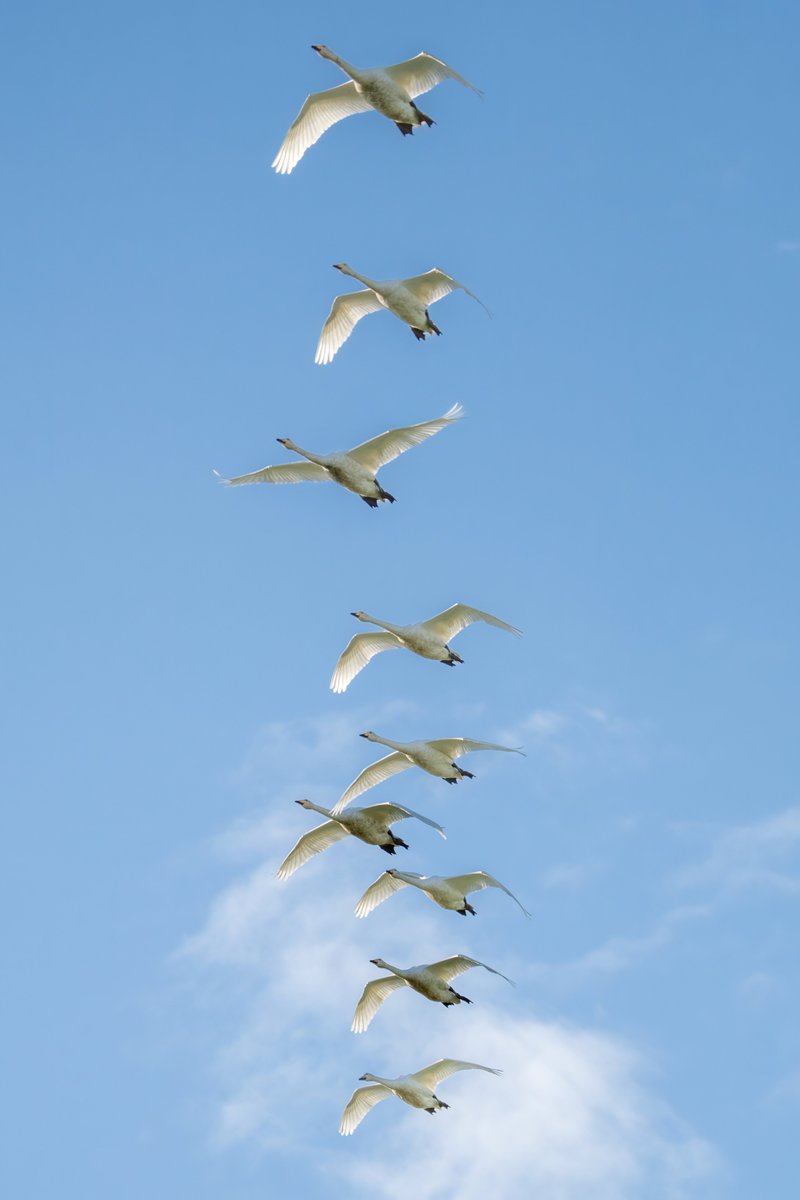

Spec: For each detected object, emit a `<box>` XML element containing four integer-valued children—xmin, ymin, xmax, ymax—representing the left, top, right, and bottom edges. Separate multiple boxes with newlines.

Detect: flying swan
<box><xmin>213</xmin><ymin>403</ymin><xmax>462</xmax><ymax>508</ymax></box>
<box><xmin>333</xmin><ymin>730</ymin><xmax>525</xmax><ymax>812</ymax></box>
<box><xmin>339</xmin><ymin>1059</ymin><xmax>500</xmax><ymax>1135</ymax></box>
<box><xmin>351</xmin><ymin>955</ymin><xmax>514</xmax><ymax>1033</ymax></box>
<box><xmin>275</xmin><ymin>799</ymin><xmax>446</xmax><ymax>881</ymax></box>
<box><xmin>272</xmin><ymin>45</ymin><xmax>481</xmax><ymax>175</ymax></box>
<box><xmin>315</xmin><ymin>264</ymin><xmax>489</xmax><ymax>364</ymax></box>
<box><xmin>354</xmin><ymin>868</ymin><xmax>531</xmax><ymax>919</ymax></box>
<box><xmin>329</xmin><ymin>603</ymin><xmax>522</xmax><ymax>694</ymax></box>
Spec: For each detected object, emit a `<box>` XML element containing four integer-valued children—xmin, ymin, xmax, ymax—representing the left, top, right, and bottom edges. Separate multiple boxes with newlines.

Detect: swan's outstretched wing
<box><xmin>333</xmin><ymin>752</ymin><xmax>412</xmax><ymax>811</ymax></box>
<box><xmin>275</xmin><ymin>820</ymin><xmax>350</xmax><ymax>881</ymax></box>
<box><xmin>347</xmin><ymin>404</ymin><xmax>463</xmax><ymax>473</ymax></box>
<box><xmin>355</xmin><ymin>870</ymin><xmax>418</xmax><ymax>918</ymax></box>
<box><xmin>447</xmin><ymin>871</ymin><xmax>531</xmax><ymax>917</ymax></box>
<box><xmin>367</xmin><ymin>803</ymin><xmax>446</xmax><ymax>838</ymax></box>
<box><xmin>383</xmin><ymin>52</ymin><xmax>482</xmax><ymax>99</ymax></box>
<box><xmin>315</xmin><ymin>289</ymin><xmax>384</xmax><ymax>365</ymax></box>
<box><xmin>330</xmin><ymin>632</ymin><xmax>401</xmax><ymax>694</ymax></box>
<box><xmin>401</xmin><ymin>269</ymin><xmax>491</xmax><ymax>315</ymax></box>
<box><xmin>351</xmin><ymin>975</ymin><xmax>408</xmax><ymax>1033</ymax></box>
<box><xmin>272</xmin><ymin>81</ymin><xmax>372</xmax><ymax>175</ymax></box>
<box><xmin>339</xmin><ymin>1083</ymin><xmax>392</xmax><ymax>1135</ymax></box>
<box><xmin>426</xmin><ymin>737</ymin><xmax>525</xmax><ymax>761</ymax></box>
<box><xmin>426</xmin><ymin>955</ymin><xmax>514</xmax><ymax>986</ymax></box>
<box><xmin>419</xmin><ymin>604</ymin><xmax>522</xmax><ymax>643</ymax></box>
<box><xmin>213</xmin><ymin>461</ymin><xmax>329</xmax><ymax>487</ymax></box>
<box><xmin>411</xmin><ymin>1059</ymin><xmax>502</xmax><ymax>1089</ymax></box>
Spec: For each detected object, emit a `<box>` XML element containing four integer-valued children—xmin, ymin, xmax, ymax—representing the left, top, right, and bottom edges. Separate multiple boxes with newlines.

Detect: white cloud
<box><xmin>500</xmin><ymin>699</ymin><xmax>652</xmax><ymax>776</ymax></box>
<box><xmin>776</xmin><ymin>240</ymin><xmax>800</xmax><ymax>254</ymax></box>
<box><xmin>674</xmin><ymin>807</ymin><xmax>800</xmax><ymax>896</ymax></box>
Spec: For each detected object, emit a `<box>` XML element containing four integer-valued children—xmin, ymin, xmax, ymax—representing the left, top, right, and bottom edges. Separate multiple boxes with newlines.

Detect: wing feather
<box><xmin>333</xmin><ymin>752</ymin><xmax>411</xmax><ymax>812</ymax></box>
<box><xmin>411</xmin><ymin>1059</ymin><xmax>502</xmax><ymax>1089</ymax></box>
<box><xmin>315</xmin><ymin>289</ymin><xmax>384</xmax><ymax>365</ymax></box>
<box><xmin>272</xmin><ymin>81</ymin><xmax>372</xmax><ymax>175</ymax></box>
<box><xmin>351</xmin><ymin>975</ymin><xmax>407</xmax><ymax>1033</ymax></box>
<box><xmin>275</xmin><ymin>820</ymin><xmax>350</xmax><ymax>880</ymax></box>
<box><xmin>354</xmin><ymin>870</ymin><xmax>414</xmax><ymax>918</ymax></box>
<box><xmin>419</xmin><ymin>603</ymin><xmax>522</xmax><ymax>643</ymax></box>
<box><xmin>366</xmin><ymin>803</ymin><xmax>446</xmax><ymax>838</ymax></box>
<box><xmin>347</xmin><ymin>403</ymin><xmax>463</xmax><ymax>473</ymax></box>
<box><xmin>426</xmin><ymin>955</ymin><xmax>514</xmax><ymax>985</ymax></box>
<box><xmin>330</xmin><ymin>632</ymin><xmax>401</xmax><ymax>694</ymax></box>
<box><xmin>213</xmin><ymin>461</ymin><xmax>328</xmax><ymax>487</ymax></box>
<box><xmin>339</xmin><ymin>1083</ymin><xmax>391</xmax><ymax>1135</ymax></box>
<box><xmin>401</xmin><ymin>269</ymin><xmax>490</xmax><ymax>314</ymax></box>
<box><xmin>425</xmin><ymin>737</ymin><xmax>525</xmax><ymax>760</ymax></box>
<box><xmin>383</xmin><ymin>52</ymin><xmax>482</xmax><ymax>99</ymax></box>
<box><xmin>446</xmin><ymin>870</ymin><xmax>531</xmax><ymax>917</ymax></box>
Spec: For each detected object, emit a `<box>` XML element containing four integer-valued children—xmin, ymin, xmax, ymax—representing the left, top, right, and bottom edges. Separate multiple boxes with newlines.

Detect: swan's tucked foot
<box><xmin>396</xmin><ymin>122</ymin><xmax>414</xmax><ymax>136</ymax></box>
<box><xmin>377</xmin><ymin>486</ymin><xmax>396</xmax><ymax>503</ymax></box>
<box><xmin>435</xmin><ymin>1097</ymin><xmax>450</xmax><ymax>1109</ymax></box>
<box><xmin>412</xmin><ymin>105</ymin><xmax>435</xmax><ymax>128</ymax></box>
<box><xmin>361</xmin><ymin>496</ymin><xmax>379</xmax><ymax>508</ymax></box>
<box><xmin>392</xmin><ymin>836</ymin><xmax>409</xmax><ymax>850</ymax></box>
<box><xmin>411</xmin><ymin>327</ymin><xmax>426</xmax><ymax>341</ymax></box>
<box><xmin>441</xmin><ymin>659</ymin><xmax>457</xmax><ymax>667</ymax></box>
<box><xmin>380</xmin><ymin>843</ymin><xmax>397</xmax><ymax>855</ymax></box>
<box><xmin>428</xmin><ymin>318</ymin><xmax>442</xmax><ymax>336</ymax></box>
<box><xmin>458</xmin><ymin>768</ymin><xmax>475</xmax><ymax>779</ymax></box>
<box><xmin>453</xmin><ymin>992</ymin><xmax>472</xmax><ymax>1004</ymax></box>
<box><xmin>444</xmin><ymin>777</ymin><xmax>459</xmax><ymax>784</ymax></box>
<box><xmin>464</xmin><ymin>901</ymin><xmax>477</xmax><ymax>916</ymax></box>
<box><xmin>426</xmin><ymin>1108</ymin><xmax>436</xmax><ymax>1114</ymax></box>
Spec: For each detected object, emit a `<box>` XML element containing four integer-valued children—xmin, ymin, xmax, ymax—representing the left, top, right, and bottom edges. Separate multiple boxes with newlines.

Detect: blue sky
<box><xmin>3</xmin><ymin>2</ymin><xmax>799</xmax><ymax>1197</ymax></box>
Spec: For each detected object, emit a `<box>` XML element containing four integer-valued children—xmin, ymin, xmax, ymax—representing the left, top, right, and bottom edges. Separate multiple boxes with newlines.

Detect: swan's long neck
<box><xmin>363</xmin><ymin>1073</ymin><xmax>393</xmax><ymax>1086</ymax></box>
<box><xmin>303</xmin><ymin>800</ymin><xmax>332</xmax><ymax>817</ymax></box>
<box><xmin>320</xmin><ymin>48</ymin><xmax>360</xmax><ymax>80</ymax></box>
<box><xmin>377</xmin><ymin>961</ymin><xmax>403</xmax><ymax>977</ymax></box>
<box><xmin>359</xmin><ymin>614</ymin><xmax>402</xmax><ymax>635</ymax></box>
<box><xmin>394</xmin><ymin>871</ymin><xmax>423</xmax><ymax>889</ymax></box>
<box><xmin>371</xmin><ymin>733</ymin><xmax>403</xmax><ymax>751</ymax></box>
<box><xmin>338</xmin><ymin>265</ymin><xmax>379</xmax><ymax>290</ymax></box>
<box><xmin>284</xmin><ymin>440</ymin><xmax>325</xmax><ymax>465</ymax></box>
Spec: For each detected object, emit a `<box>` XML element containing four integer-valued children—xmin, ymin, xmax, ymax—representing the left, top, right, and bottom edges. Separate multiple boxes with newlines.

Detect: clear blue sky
<box><xmin>3</xmin><ymin>2</ymin><xmax>799</xmax><ymax>1197</ymax></box>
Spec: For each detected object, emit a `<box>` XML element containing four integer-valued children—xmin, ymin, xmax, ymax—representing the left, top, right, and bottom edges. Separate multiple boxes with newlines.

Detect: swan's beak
<box><xmin>369</xmin><ymin>958</ymin><xmax>380</xmax><ymax>965</ymax></box>
<box><xmin>359</xmin><ymin>732</ymin><xmax>369</xmax><ymax>739</ymax></box>
<box><xmin>311</xmin><ymin>44</ymin><xmax>322</xmax><ymax>52</ymax></box>
<box><xmin>350</xmin><ymin>611</ymin><xmax>359</xmax><ymax>618</ymax></box>
<box><xmin>358</xmin><ymin>1073</ymin><xmax>368</xmax><ymax>1081</ymax></box>
<box><xmin>294</xmin><ymin>799</ymin><xmax>305</xmax><ymax>806</ymax></box>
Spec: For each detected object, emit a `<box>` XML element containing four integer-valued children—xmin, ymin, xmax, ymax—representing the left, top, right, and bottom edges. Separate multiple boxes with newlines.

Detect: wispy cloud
<box><xmin>775</xmin><ymin>240</ymin><xmax>800</xmax><ymax>254</ymax></box>
<box><xmin>673</xmin><ymin>807</ymin><xmax>800</xmax><ymax>896</ymax></box>
<box><xmin>500</xmin><ymin>699</ymin><xmax>652</xmax><ymax>777</ymax></box>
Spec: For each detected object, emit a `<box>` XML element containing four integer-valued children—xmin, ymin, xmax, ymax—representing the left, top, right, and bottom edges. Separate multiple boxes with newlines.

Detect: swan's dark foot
<box><xmin>426</xmin><ymin>1107</ymin><xmax>436</xmax><ymax>1114</ymax></box>
<box><xmin>392</xmin><ymin>835</ymin><xmax>409</xmax><ymax>850</ymax></box>
<box><xmin>458</xmin><ymin>768</ymin><xmax>475</xmax><ymax>780</ymax></box>
<box><xmin>411</xmin><ymin>326</ymin><xmax>426</xmax><ymax>341</ymax></box>
<box><xmin>427</xmin><ymin>319</ymin><xmax>442</xmax><ymax>337</ymax></box>
<box><xmin>377</xmin><ymin>486</ymin><xmax>396</xmax><ymax>503</ymax></box>
<box><xmin>434</xmin><ymin>1097</ymin><xmax>449</xmax><ymax>1109</ymax></box>
<box><xmin>380</xmin><ymin>843</ymin><xmax>397</xmax><ymax>855</ymax></box>
<box><xmin>361</xmin><ymin>496</ymin><xmax>379</xmax><ymax>508</ymax></box>
<box><xmin>411</xmin><ymin>103</ymin><xmax>435</xmax><ymax>128</ymax></box>
<box><xmin>444</xmin><ymin>777</ymin><xmax>458</xmax><ymax>784</ymax></box>
<box><xmin>441</xmin><ymin>659</ymin><xmax>457</xmax><ymax>668</ymax></box>
<box><xmin>463</xmin><ymin>901</ymin><xmax>477</xmax><ymax>916</ymax></box>
<box><xmin>452</xmin><ymin>991</ymin><xmax>472</xmax><ymax>1004</ymax></box>
<box><xmin>396</xmin><ymin>122</ymin><xmax>414</xmax><ymax>136</ymax></box>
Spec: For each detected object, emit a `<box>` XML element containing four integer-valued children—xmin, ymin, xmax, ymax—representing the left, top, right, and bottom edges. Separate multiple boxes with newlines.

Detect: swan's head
<box><xmin>333</xmin><ymin>263</ymin><xmax>353</xmax><ymax>276</ymax></box>
<box><xmin>370</xmin><ymin>957</ymin><xmax>389</xmax><ymax>969</ymax></box>
<box><xmin>350</xmin><ymin>610</ymin><xmax>370</xmax><ymax>622</ymax></box>
<box><xmin>295</xmin><ymin>799</ymin><xmax>313</xmax><ymax>809</ymax></box>
<box><xmin>311</xmin><ymin>44</ymin><xmax>333</xmax><ymax>59</ymax></box>
<box><xmin>385</xmin><ymin>869</ymin><xmax>398</xmax><ymax>878</ymax></box>
<box><xmin>276</xmin><ymin>437</ymin><xmax>296</xmax><ymax>449</ymax></box>
<box><xmin>359</xmin><ymin>1072</ymin><xmax>378</xmax><ymax>1082</ymax></box>
<box><xmin>359</xmin><ymin>730</ymin><xmax>379</xmax><ymax>741</ymax></box>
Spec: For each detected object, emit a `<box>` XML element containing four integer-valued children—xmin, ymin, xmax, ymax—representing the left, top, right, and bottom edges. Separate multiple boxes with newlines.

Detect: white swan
<box><xmin>273</xmin><ymin>45</ymin><xmax>481</xmax><ymax>175</ymax></box>
<box><xmin>330</xmin><ymin>603</ymin><xmax>522</xmax><ymax>694</ymax></box>
<box><xmin>315</xmin><ymin>264</ymin><xmax>489</xmax><ymax>364</ymax></box>
<box><xmin>333</xmin><ymin>731</ymin><xmax>525</xmax><ymax>812</ymax></box>
<box><xmin>355</xmin><ymin>868</ymin><xmax>531</xmax><ymax>919</ymax></box>
<box><xmin>275</xmin><ymin>799</ymin><xmax>446</xmax><ymax>881</ymax></box>
<box><xmin>339</xmin><ymin>1059</ymin><xmax>500</xmax><ymax>1135</ymax></box>
<box><xmin>213</xmin><ymin>403</ymin><xmax>462</xmax><ymax>508</ymax></box>
<box><xmin>351</xmin><ymin>955</ymin><xmax>514</xmax><ymax>1033</ymax></box>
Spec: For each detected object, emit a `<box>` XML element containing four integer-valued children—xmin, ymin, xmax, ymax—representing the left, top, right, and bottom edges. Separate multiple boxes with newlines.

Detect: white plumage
<box><xmin>339</xmin><ymin>1059</ymin><xmax>500</xmax><ymax>1135</ymax></box>
<box><xmin>354</xmin><ymin>868</ymin><xmax>531</xmax><ymax>919</ymax></box>
<box><xmin>330</xmin><ymin>603</ymin><xmax>522</xmax><ymax>694</ymax></box>
<box><xmin>351</xmin><ymin>954</ymin><xmax>514</xmax><ymax>1033</ymax></box>
<box><xmin>273</xmin><ymin>45</ymin><xmax>481</xmax><ymax>175</ymax></box>
<box><xmin>214</xmin><ymin>404</ymin><xmax>462</xmax><ymax>508</ymax></box>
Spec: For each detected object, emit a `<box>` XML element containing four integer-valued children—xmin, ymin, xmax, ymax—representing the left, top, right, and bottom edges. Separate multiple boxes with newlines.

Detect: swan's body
<box><xmin>333</xmin><ymin>730</ymin><xmax>525</xmax><ymax>812</ymax></box>
<box><xmin>273</xmin><ymin>45</ymin><xmax>481</xmax><ymax>175</ymax></box>
<box><xmin>330</xmin><ymin>603</ymin><xmax>522</xmax><ymax>694</ymax></box>
<box><xmin>355</xmin><ymin>868</ymin><xmax>531</xmax><ymax>919</ymax></box>
<box><xmin>276</xmin><ymin>799</ymin><xmax>445</xmax><ymax>880</ymax></box>
<box><xmin>351</xmin><ymin>955</ymin><xmax>514</xmax><ymax>1033</ymax></box>
<box><xmin>316</xmin><ymin>264</ymin><xmax>489</xmax><ymax>364</ymax></box>
<box><xmin>339</xmin><ymin>1058</ymin><xmax>500</xmax><ymax>1135</ymax></box>
<box><xmin>214</xmin><ymin>404</ymin><xmax>462</xmax><ymax>508</ymax></box>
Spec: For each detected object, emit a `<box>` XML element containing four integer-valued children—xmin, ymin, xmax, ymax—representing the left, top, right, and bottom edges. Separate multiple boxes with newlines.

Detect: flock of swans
<box><xmin>222</xmin><ymin>44</ymin><xmax>525</xmax><ymax>1135</ymax></box>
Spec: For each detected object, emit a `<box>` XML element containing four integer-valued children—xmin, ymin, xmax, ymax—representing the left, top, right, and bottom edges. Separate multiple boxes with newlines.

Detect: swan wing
<box><xmin>315</xmin><ymin>289</ymin><xmax>384</xmax><ymax>366</ymax></box>
<box><xmin>339</xmin><ymin>1083</ymin><xmax>392</xmax><ymax>1135</ymax></box>
<box><xmin>426</xmin><ymin>737</ymin><xmax>526</xmax><ymax>760</ymax></box>
<box><xmin>347</xmin><ymin>403</ymin><xmax>463</xmax><ymax>473</ymax></box>
<box><xmin>354</xmin><ymin>870</ymin><xmax>416</xmax><ymax>918</ymax></box>
<box><xmin>447</xmin><ymin>871</ymin><xmax>531</xmax><ymax>917</ymax></box>
<box><xmin>274</xmin><ymin>820</ymin><xmax>350</xmax><ymax>881</ymax></box>
<box><xmin>426</xmin><ymin>955</ymin><xmax>515</xmax><ymax>986</ymax></box>
<box><xmin>351</xmin><ymin>975</ymin><xmax>408</xmax><ymax>1033</ymax></box>
<box><xmin>411</xmin><ymin>1059</ymin><xmax>502</xmax><ymax>1089</ymax></box>
<box><xmin>330</xmin><ymin>632</ymin><xmax>401</xmax><ymax>695</ymax></box>
<box><xmin>366</xmin><ymin>803</ymin><xmax>447</xmax><ymax>838</ymax></box>
<box><xmin>383</xmin><ymin>52</ymin><xmax>482</xmax><ymax>99</ymax></box>
<box><xmin>333</xmin><ymin>752</ymin><xmax>411</xmax><ymax>812</ymax></box>
<box><xmin>400</xmin><ymin>269</ymin><xmax>490</xmax><ymax>314</ymax></box>
<box><xmin>419</xmin><ymin>603</ymin><xmax>522</xmax><ymax>643</ymax></box>
<box><xmin>213</xmin><ymin>461</ymin><xmax>329</xmax><ymax>487</ymax></box>
<box><xmin>272</xmin><ymin>81</ymin><xmax>372</xmax><ymax>175</ymax></box>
